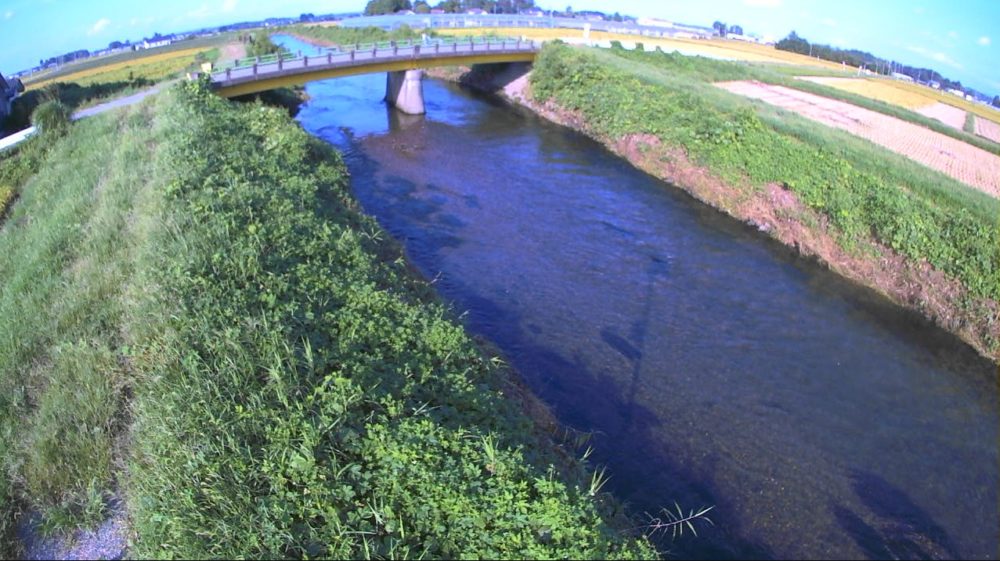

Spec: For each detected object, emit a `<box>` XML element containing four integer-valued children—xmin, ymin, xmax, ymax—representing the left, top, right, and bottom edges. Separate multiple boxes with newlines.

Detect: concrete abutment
<box><xmin>385</xmin><ymin>69</ymin><xmax>426</xmax><ymax>115</ymax></box>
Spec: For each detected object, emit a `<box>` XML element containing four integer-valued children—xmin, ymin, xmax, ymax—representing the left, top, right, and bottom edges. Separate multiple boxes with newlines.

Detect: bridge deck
<box><xmin>210</xmin><ymin>39</ymin><xmax>538</xmax><ymax>98</ymax></box>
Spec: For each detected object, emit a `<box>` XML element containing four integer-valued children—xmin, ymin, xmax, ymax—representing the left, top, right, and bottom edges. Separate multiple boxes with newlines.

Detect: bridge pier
<box><xmin>385</xmin><ymin>69</ymin><xmax>425</xmax><ymax>115</ymax></box>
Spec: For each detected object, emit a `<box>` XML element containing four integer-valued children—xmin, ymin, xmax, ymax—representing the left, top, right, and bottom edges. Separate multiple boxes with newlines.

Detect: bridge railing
<box><xmin>212</xmin><ymin>36</ymin><xmax>536</xmax><ymax>76</ymax></box>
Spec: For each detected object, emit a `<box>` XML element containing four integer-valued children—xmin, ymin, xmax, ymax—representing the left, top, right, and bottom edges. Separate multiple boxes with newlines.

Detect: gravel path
<box><xmin>18</xmin><ymin>506</ymin><xmax>128</xmax><ymax>560</ymax></box>
<box><xmin>716</xmin><ymin>80</ymin><xmax>1000</xmax><ymax>198</ymax></box>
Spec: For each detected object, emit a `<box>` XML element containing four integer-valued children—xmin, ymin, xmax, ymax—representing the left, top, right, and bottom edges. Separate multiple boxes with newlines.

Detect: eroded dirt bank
<box><xmin>428</xmin><ymin>64</ymin><xmax>999</xmax><ymax>363</ymax></box>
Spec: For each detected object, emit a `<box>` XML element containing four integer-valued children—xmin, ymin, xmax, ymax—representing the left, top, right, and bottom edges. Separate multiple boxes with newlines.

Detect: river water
<box><xmin>276</xmin><ymin>35</ymin><xmax>998</xmax><ymax>559</ymax></box>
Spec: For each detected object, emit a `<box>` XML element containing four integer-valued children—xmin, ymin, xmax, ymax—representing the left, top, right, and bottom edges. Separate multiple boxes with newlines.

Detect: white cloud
<box><xmin>186</xmin><ymin>4</ymin><xmax>212</xmax><ymax>18</ymax></box>
<box><xmin>3</xmin><ymin>10</ymin><xmax>13</xmax><ymax>20</ymax></box>
<box><xmin>947</xmin><ymin>30</ymin><xmax>958</xmax><ymax>39</ymax></box>
<box><xmin>743</xmin><ymin>0</ymin><xmax>782</xmax><ymax>7</ymax></box>
<box><xmin>977</xmin><ymin>36</ymin><xmax>991</xmax><ymax>46</ymax></box>
<box><xmin>185</xmin><ymin>0</ymin><xmax>237</xmax><ymax>20</ymax></box>
<box><xmin>905</xmin><ymin>45</ymin><xmax>964</xmax><ymax>69</ymax></box>
<box><xmin>88</xmin><ymin>18</ymin><xmax>111</xmax><ymax>36</ymax></box>
<box><xmin>821</xmin><ymin>18</ymin><xmax>838</xmax><ymax>27</ymax></box>
<box><xmin>913</xmin><ymin>6</ymin><xmax>925</xmax><ymax>14</ymax></box>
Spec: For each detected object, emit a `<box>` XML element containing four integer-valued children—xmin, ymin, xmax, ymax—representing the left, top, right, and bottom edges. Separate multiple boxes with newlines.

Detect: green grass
<box><xmin>964</xmin><ymin>111</ymin><xmax>976</xmax><ymax>134</ymax></box>
<box><xmin>530</xmin><ymin>43</ymin><xmax>1000</xmax><ymax>309</ymax></box>
<box><xmin>0</xmin><ymin>107</ymin><xmax>159</xmax><ymax>554</ymax></box>
<box><xmin>1</xmin><ymin>79</ymin><xmax>655</xmax><ymax>558</ymax></box>
<box><xmin>125</xmin><ymin>80</ymin><xmax>653</xmax><ymax>559</ymax></box>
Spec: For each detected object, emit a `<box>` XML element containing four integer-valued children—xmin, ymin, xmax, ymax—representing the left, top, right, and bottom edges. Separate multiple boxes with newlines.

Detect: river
<box><xmin>276</xmin><ymin>35</ymin><xmax>998</xmax><ymax>559</ymax></box>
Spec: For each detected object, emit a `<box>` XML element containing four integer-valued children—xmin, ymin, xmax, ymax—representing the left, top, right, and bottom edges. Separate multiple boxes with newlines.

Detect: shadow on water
<box><xmin>830</xmin><ymin>470</ymin><xmax>961</xmax><ymax>560</ymax></box>
<box><xmin>831</xmin><ymin>470</ymin><xmax>965</xmax><ymax>560</ymax></box>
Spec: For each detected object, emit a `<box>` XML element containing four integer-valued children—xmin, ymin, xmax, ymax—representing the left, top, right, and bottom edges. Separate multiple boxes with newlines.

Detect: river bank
<box><xmin>426</xmin><ymin>59</ymin><xmax>999</xmax><ymax>364</ymax></box>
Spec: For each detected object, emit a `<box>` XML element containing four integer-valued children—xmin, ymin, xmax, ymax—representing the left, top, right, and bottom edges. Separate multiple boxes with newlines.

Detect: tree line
<box><xmin>775</xmin><ymin>31</ymin><xmax>975</xmax><ymax>94</ymax></box>
<box><xmin>364</xmin><ymin>0</ymin><xmax>537</xmax><ymax>16</ymax></box>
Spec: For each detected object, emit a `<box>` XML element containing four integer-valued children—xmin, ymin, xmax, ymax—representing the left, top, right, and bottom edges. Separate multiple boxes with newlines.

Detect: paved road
<box><xmin>1</xmin><ymin>81</ymin><xmax>171</xmax><ymax>152</ymax></box>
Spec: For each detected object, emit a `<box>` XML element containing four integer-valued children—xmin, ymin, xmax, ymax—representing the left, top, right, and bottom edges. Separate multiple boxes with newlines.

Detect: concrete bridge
<box><xmin>208</xmin><ymin>37</ymin><xmax>538</xmax><ymax>114</ymax></box>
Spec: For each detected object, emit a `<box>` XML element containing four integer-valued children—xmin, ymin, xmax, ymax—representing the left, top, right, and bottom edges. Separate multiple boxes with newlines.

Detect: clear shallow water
<box><xmin>277</xmin><ymin>35</ymin><xmax>999</xmax><ymax>560</ymax></box>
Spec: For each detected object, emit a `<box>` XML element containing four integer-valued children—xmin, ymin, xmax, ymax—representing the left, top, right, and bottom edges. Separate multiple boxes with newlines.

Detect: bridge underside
<box><xmin>215</xmin><ymin>52</ymin><xmax>536</xmax><ymax>98</ymax></box>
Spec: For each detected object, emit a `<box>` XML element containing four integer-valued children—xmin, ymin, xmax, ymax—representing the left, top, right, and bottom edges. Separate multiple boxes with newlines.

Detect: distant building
<box><xmin>465</xmin><ymin>8</ymin><xmax>486</xmax><ymax>15</ymax></box>
<box><xmin>636</xmin><ymin>17</ymin><xmax>673</xmax><ymax>28</ymax></box>
<box><xmin>520</xmin><ymin>8</ymin><xmax>544</xmax><ymax>16</ymax></box>
<box><xmin>141</xmin><ymin>38</ymin><xmax>173</xmax><ymax>49</ymax></box>
<box><xmin>946</xmin><ymin>88</ymin><xmax>965</xmax><ymax>97</ymax></box>
<box><xmin>890</xmin><ymin>72</ymin><xmax>914</xmax><ymax>82</ymax></box>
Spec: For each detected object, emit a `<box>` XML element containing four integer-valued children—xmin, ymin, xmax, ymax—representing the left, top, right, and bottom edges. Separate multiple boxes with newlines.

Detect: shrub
<box><xmin>30</xmin><ymin>100</ymin><xmax>72</xmax><ymax>136</ymax></box>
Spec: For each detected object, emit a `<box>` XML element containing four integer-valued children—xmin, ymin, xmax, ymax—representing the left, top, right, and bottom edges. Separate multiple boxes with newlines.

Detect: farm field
<box><xmin>437</xmin><ymin>27</ymin><xmax>847</xmax><ymax>68</ymax></box>
<box><xmin>795</xmin><ymin>76</ymin><xmax>937</xmax><ymax>109</ymax></box>
<box><xmin>21</xmin><ymin>34</ymin><xmax>238</xmax><ymax>86</ymax></box>
<box><xmin>889</xmin><ymin>79</ymin><xmax>1000</xmax><ymax>124</ymax></box>
<box><xmin>716</xmin><ymin>80</ymin><xmax>1000</xmax><ymax>197</ymax></box>
<box><xmin>915</xmin><ymin>102</ymin><xmax>968</xmax><ymax>129</ymax></box>
<box><xmin>25</xmin><ymin>48</ymin><xmax>210</xmax><ymax>90</ymax></box>
<box><xmin>974</xmin><ymin>116</ymin><xmax>1000</xmax><ymax>143</ymax></box>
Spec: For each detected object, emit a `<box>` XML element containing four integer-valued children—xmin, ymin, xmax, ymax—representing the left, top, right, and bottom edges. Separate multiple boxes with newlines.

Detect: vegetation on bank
<box><xmin>244</xmin><ymin>32</ymin><xmax>284</xmax><ymax>59</ymax></box>
<box><xmin>288</xmin><ymin>23</ymin><xmax>429</xmax><ymax>46</ymax></box>
<box><xmin>0</xmin><ymin>79</ymin><xmax>655</xmax><ymax>558</ymax></box>
<box><xmin>530</xmin><ymin>43</ymin><xmax>999</xmax><ymax>338</ymax></box>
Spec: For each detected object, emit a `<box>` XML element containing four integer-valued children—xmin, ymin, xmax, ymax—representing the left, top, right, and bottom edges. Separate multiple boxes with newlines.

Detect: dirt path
<box><xmin>716</xmin><ymin>80</ymin><xmax>1000</xmax><ymax>198</ymax></box>
<box><xmin>218</xmin><ymin>41</ymin><xmax>246</xmax><ymax>65</ymax></box>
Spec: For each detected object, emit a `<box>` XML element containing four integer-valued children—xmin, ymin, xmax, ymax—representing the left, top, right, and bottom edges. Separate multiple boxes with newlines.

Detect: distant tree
<box><xmin>364</xmin><ymin>0</ymin><xmax>412</xmax><ymax>16</ymax></box>
<box><xmin>712</xmin><ymin>21</ymin><xmax>727</xmax><ymax>37</ymax></box>
<box><xmin>993</xmin><ymin>96</ymin><xmax>1000</xmax><ymax>108</ymax></box>
<box><xmin>775</xmin><ymin>31</ymin><xmax>809</xmax><ymax>54</ymax></box>
<box><xmin>245</xmin><ymin>31</ymin><xmax>282</xmax><ymax>58</ymax></box>
<box><xmin>565</xmin><ymin>5</ymin><xmax>573</xmax><ymax>16</ymax></box>
<box><xmin>414</xmin><ymin>0</ymin><xmax>431</xmax><ymax>13</ymax></box>
<box><xmin>299</xmin><ymin>13</ymin><xmax>316</xmax><ymax>22</ymax></box>
<box><xmin>108</xmin><ymin>40</ymin><xmax>124</xmax><ymax>49</ymax></box>
<box><xmin>729</xmin><ymin>24</ymin><xmax>743</xmax><ymax>36</ymax></box>
<box><xmin>612</xmin><ymin>11</ymin><xmax>622</xmax><ymax>22</ymax></box>
<box><xmin>434</xmin><ymin>0</ymin><xmax>461</xmax><ymax>12</ymax></box>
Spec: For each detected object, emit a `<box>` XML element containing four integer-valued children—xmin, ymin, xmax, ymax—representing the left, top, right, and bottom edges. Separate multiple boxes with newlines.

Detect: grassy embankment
<box><xmin>527</xmin><ymin>43</ymin><xmax>999</xmax><ymax>358</ymax></box>
<box><xmin>0</xmin><ymin>80</ymin><xmax>655</xmax><ymax>558</ymax></box>
<box><xmin>439</xmin><ymin>27</ymin><xmax>1000</xmax><ymax>154</ymax></box>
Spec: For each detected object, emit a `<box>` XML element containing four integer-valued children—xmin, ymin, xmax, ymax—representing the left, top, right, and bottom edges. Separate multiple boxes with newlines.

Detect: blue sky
<box><xmin>0</xmin><ymin>0</ymin><xmax>996</xmax><ymax>95</ymax></box>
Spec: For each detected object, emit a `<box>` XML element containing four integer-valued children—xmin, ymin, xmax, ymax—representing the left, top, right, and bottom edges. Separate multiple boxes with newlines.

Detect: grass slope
<box><xmin>0</xmin><ymin>107</ymin><xmax>159</xmax><ymax>555</ymax></box>
<box><xmin>0</xmin><ymin>80</ymin><xmax>655</xmax><ymax>559</ymax></box>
